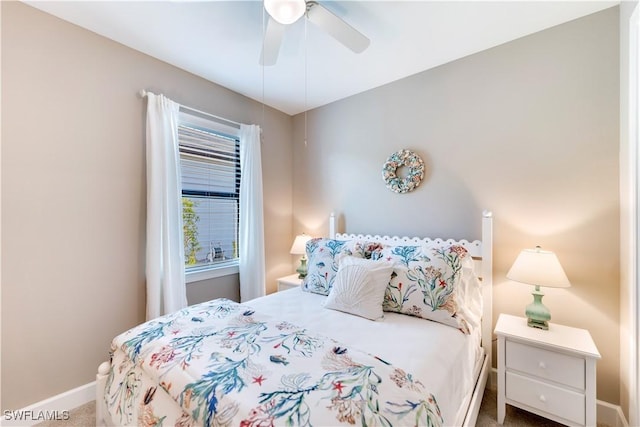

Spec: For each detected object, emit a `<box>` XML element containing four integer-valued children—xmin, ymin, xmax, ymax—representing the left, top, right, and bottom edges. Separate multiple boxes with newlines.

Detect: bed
<box><xmin>96</xmin><ymin>211</ymin><xmax>493</xmax><ymax>427</ymax></box>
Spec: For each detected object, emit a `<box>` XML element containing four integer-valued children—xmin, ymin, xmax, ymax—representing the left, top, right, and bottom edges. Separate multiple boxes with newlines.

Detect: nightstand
<box><xmin>277</xmin><ymin>274</ymin><xmax>303</xmax><ymax>292</ymax></box>
<box><xmin>495</xmin><ymin>314</ymin><xmax>601</xmax><ymax>426</ymax></box>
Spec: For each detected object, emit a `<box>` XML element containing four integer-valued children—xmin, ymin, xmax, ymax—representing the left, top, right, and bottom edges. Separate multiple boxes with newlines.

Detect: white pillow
<box><xmin>324</xmin><ymin>256</ymin><xmax>394</xmax><ymax>320</ymax></box>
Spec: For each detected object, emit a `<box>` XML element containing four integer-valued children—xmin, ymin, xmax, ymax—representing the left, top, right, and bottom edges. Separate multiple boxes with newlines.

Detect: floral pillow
<box><xmin>378</xmin><ymin>244</ymin><xmax>477</xmax><ymax>334</ymax></box>
<box><xmin>302</xmin><ymin>239</ymin><xmax>384</xmax><ymax>296</ymax></box>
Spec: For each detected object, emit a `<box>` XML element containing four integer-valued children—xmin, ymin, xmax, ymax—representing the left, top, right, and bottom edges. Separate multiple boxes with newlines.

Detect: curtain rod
<box><xmin>138</xmin><ymin>89</ymin><xmax>242</xmax><ymax>129</ymax></box>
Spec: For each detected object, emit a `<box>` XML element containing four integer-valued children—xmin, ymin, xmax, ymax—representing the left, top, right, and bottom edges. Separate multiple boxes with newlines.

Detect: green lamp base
<box><xmin>296</xmin><ymin>257</ymin><xmax>308</xmax><ymax>279</ymax></box>
<box><xmin>525</xmin><ymin>285</ymin><xmax>551</xmax><ymax>330</ymax></box>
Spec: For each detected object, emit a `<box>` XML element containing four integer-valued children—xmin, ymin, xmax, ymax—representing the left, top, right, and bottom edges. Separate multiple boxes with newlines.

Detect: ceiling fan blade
<box><xmin>306</xmin><ymin>2</ymin><xmax>370</xmax><ymax>54</ymax></box>
<box><xmin>260</xmin><ymin>17</ymin><xmax>286</xmax><ymax>66</ymax></box>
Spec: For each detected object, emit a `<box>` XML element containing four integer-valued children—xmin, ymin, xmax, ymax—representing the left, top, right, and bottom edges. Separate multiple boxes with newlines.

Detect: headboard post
<box><xmin>481</xmin><ymin>210</ymin><xmax>493</xmax><ymax>387</ymax></box>
<box><xmin>329</xmin><ymin>212</ymin><xmax>336</xmax><ymax>238</ymax></box>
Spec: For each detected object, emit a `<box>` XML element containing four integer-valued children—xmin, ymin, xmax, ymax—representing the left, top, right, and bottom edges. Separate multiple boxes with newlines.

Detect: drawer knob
<box><xmin>538</xmin><ymin>361</ymin><xmax>546</xmax><ymax>369</ymax></box>
<box><xmin>539</xmin><ymin>394</ymin><xmax>546</xmax><ymax>403</ymax></box>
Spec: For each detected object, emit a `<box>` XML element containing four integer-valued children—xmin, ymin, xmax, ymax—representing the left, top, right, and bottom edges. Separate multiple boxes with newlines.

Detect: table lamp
<box><xmin>506</xmin><ymin>246</ymin><xmax>571</xmax><ymax>330</ymax></box>
<box><xmin>290</xmin><ymin>234</ymin><xmax>312</xmax><ymax>279</ymax></box>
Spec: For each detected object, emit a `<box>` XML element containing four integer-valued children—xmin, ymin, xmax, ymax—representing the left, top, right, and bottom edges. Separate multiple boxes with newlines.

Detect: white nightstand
<box><xmin>494</xmin><ymin>314</ymin><xmax>601</xmax><ymax>427</ymax></box>
<box><xmin>277</xmin><ymin>274</ymin><xmax>303</xmax><ymax>292</ymax></box>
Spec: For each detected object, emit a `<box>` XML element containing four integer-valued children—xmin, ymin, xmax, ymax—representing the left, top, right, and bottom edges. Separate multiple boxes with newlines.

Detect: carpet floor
<box><xmin>32</xmin><ymin>387</ymin><xmax>574</xmax><ymax>427</ymax></box>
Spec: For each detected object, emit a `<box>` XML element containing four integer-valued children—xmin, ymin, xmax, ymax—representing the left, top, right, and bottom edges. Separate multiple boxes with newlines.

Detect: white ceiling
<box><xmin>25</xmin><ymin>0</ymin><xmax>618</xmax><ymax>116</ymax></box>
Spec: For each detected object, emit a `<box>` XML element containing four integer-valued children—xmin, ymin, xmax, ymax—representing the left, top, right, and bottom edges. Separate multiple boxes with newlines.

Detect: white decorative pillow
<box><xmin>324</xmin><ymin>257</ymin><xmax>394</xmax><ymax>320</ymax></box>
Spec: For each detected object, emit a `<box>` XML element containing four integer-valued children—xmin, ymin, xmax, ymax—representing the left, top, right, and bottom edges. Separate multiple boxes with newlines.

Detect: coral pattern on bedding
<box><xmin>379</xmin><ymin>244</ymin><xmax>475</xmax><ymax>334</ymax></box>
<box><xmin>105</xmin><ymin>299</ymin><xmax>443</xmax><ymax>427</ymax></box>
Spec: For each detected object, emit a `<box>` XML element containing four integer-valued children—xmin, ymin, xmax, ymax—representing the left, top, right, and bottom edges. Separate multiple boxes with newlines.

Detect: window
<box><xmin>179</xmin><ymin>111</ymin><xmax>240</xmax><ymax>282</ymax></box>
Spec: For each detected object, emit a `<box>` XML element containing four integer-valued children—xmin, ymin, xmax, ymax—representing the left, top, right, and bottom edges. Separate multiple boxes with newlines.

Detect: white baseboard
<box><xmin>490</xmin><ymin>368</ymin><xmax>628</xmax><ymax>427</ymax></box>
<box><xmin>1</xmin><ymin>382</ymin><xmax>95</xmax><ymax>427</ymax></box>
<box><xmin>597</xmin><ymin>399</ymin><xmax>630</xmax><ymax>427</ymax></box>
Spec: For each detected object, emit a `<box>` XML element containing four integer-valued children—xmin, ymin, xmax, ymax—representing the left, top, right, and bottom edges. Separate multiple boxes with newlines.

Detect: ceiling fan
<box><xmin>260</xmin><ymin>0</ymin><xmax>370</xmax><ymax>66</ymax></box>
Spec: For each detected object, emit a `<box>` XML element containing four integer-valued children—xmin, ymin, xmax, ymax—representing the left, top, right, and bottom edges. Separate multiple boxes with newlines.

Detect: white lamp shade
<box><xmin>290</xmin><ymin>234</ymin><xmax>312</xmax><ymax>255</ymax></box>
<box><xmin>264</xmin><ymin>0</ymin><xmax>306</xmax><ymax>25</ymax></box>
<box><xmin>506</xmin><ymin>247</ymin><xmax>571</xmax><ymax>288</ymax></box>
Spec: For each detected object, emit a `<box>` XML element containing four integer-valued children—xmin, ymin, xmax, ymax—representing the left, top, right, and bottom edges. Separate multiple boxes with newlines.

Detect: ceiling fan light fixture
<box><xmin>264</xmin><ymin>0</ymin><xmax>306</xmax><ymax>25</ymax></box>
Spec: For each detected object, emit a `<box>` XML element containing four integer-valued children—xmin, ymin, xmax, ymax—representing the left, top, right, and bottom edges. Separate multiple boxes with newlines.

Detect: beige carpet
<box><xmin>32</xmin><ymin>387</ymin><xmax>575</xmax><ymax>427</ymax></box>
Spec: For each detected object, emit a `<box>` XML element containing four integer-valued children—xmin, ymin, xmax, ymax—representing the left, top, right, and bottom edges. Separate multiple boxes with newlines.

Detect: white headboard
<box><xmin>329</xmin><ymin>211</ymin><xmax>494</xmax><ymax>375</ymax></box>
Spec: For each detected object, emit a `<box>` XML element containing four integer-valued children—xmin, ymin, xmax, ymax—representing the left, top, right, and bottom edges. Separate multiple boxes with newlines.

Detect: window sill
<box><xmin>185</xmin><ymin>260</ymin><xmax>239</xmax><ymax>284</ymax></box>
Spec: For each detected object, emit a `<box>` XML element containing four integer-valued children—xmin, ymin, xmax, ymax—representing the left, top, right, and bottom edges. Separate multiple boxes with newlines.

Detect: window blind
<box><xmin>178</xmin><ymin>114</ymin><xmax>240</xmax><ymax>271</ymax></box>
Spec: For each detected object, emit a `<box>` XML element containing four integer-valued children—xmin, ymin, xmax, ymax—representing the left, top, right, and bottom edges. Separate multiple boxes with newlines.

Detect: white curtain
<box><xmin>239</xmin><ymin>124</ymin><xmax>266</xmax><ymax>301</ymax></box>
<box><xmin>145</xmin><ymin>92</ymin><xmax>188</xmax><ymax>320</ymax></box>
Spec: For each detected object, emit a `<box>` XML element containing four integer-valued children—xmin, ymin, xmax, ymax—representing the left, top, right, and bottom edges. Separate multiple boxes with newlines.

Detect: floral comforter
<box><xmin>105</xmin><ymin>299</ymin><xmax>443</xmax><ymax>427</ymax></box>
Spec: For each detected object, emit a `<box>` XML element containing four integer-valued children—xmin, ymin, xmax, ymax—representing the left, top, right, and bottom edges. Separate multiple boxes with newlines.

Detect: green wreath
<box><xmin>382</xmin><ymin>149</ymin><xmax>425</xmax><ymax>194</ymax></box>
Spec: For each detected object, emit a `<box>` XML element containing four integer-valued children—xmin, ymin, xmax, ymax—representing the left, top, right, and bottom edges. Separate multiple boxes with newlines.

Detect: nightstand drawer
<box><xmin>506</xmin><ymin>340</ymin><xmax>585</xmax><ymax>389</ymax></box>
<box><xmin>506</xmin><ymin>372</ymin><xmax>585</xmax><ymax>425</ymax></box>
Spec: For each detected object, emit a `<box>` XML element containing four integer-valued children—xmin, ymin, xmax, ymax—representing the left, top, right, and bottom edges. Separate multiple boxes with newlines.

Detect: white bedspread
<box><xmin>249</xmin><ymin>287</ymin><xmax>483</xmax><ymax>426</ymax></box>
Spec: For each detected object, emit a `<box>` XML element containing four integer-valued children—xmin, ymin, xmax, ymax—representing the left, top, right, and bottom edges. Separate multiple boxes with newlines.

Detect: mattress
<box><xmin>104</xmin><ymin>289</ymin><xmax>483</xmax><ymax>426</ymax></box>
<box><xmin>250</xmin><ymin>287</ymin><xmax>484</xmax><ymax>425</ymax></box>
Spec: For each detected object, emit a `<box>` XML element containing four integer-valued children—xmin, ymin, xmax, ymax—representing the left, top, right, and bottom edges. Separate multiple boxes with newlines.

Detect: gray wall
<box><xmin>293</xmin><ymin>7</ymin><xmax>620</xmax><ymax>404</ymax></box>
<box><xmin>1</xmin><ymin>2</ymin><xmax>293</xmax><ymax>410</ymax></box>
